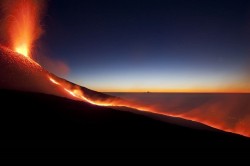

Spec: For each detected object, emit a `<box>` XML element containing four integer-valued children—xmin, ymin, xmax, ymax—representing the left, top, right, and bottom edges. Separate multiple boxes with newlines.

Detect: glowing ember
<box><xmin>2</xmin><ymin>0</ymin><xmax>45</xmax><ymax>58</ymax></box>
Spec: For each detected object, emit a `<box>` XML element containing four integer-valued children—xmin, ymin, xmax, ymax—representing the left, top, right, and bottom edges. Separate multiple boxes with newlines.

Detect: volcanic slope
<box><xmin>0</xmin><ymin>45</ymin><xmax>250</xmax><ymax>149</ymax></box>
<box><xmin>0</xmin><ymin>45</ymin><xmax>116</xmax><ymax>102</ymax></box>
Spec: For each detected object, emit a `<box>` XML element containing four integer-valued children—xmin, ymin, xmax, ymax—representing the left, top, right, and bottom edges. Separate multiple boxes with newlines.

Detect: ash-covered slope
<box><xmin>0</xmin><ymin>45</ymin><xmax>116</xmax><ymax>102</ymax></box>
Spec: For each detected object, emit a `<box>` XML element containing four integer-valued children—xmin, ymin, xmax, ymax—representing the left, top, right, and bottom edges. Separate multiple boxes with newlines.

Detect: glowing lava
<box><xmin>49</xmin><ymin>77</ymin><xmax>60</xmax><ymax>85</ymax></box>
<box><xmin>48</xmin><ymin>76</ymin><xmax>117</xmax><ymax>106</ymax></box>
<box><xmin>49</xmin><ymin>74</ymin><xmax>250</xmax><ymax>138</ymax></box>
<box><xmin>15</xmin><ymin>45</ymin><xmax>29</xmax><ymax>57</ymax></box>
<box><xmin>2</xmin><ymin>0</ymin><xmax>44</xmax><ymax>58</ymax></box>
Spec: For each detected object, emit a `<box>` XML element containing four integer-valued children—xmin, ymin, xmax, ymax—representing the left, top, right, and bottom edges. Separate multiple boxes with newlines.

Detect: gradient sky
<box><xmin>41</xmin><ymin>0</ymin><xmax>250</xmax><ymax>92</ymax></box>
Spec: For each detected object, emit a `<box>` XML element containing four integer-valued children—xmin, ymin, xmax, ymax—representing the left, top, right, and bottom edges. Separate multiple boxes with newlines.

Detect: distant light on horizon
<box><xmin>44</xmin><ymin>0</ymin><xmax>250</xmax><ymax>93</ymax></box>
<box><xmin>67</xmin><ymin>65</ymin><xmax>249</xmax><ymax>93</ymax></box>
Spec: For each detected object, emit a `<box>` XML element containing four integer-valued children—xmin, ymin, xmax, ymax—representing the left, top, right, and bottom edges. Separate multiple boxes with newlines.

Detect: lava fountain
<box><xmin>2</xmin><ymin>0</ymin><xmax>45</xmax><ymax>58</ymax></box>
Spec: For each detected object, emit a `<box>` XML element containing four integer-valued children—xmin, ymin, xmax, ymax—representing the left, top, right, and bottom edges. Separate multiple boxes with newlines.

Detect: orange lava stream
<box><xmin>48</xmin><ymin>76</ymin><xmax>249</xmax><ymax>138</ymax></box>
<box><xmin>48</xmin><ymin>76</ymin><xmax>116</xmax><ymax>106</ymax></box>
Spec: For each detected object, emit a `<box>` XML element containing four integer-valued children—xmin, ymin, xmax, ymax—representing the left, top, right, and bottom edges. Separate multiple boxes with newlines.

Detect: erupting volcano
<box><xmin>0</xmin><ymin>0</ymin><xmax>250</xmax><ymax>149</ymax></box>
<box><xmin>2</xmin><ymin>0</ymin><xmax>44</xmax><ymax>58</ymax></box>
<box><xmin>0</xmin><ymin>0</ymin><xmax>125</xmax><ymax>106</ymax></box>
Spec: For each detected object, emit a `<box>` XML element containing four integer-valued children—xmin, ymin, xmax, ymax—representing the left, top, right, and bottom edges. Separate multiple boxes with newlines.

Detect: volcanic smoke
<box><xmin>1</xmin><ymin>0</ymin><xmax>44</xmax><ymax>58</ymax></box>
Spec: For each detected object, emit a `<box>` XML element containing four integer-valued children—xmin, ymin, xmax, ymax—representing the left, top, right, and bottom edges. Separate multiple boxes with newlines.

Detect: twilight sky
<box><xmin>41</xmin><ymin>0</ymin><xmax>250</xmax><ymax>92</ymax></box>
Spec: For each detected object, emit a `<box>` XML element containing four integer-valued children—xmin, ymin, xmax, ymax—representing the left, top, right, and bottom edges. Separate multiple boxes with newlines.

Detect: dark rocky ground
<box><xmin>0</xmin><ymin>89</ymin><xmax>249</xmax><ymax>148</ymax></box>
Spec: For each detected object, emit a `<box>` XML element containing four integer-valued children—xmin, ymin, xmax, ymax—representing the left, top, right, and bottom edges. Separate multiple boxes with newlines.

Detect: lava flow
<box><xmin>48</xmin><ymin>74</ymin><xmax>250</xmax><ymax>138</ymax></box>
<box><xmin>48</xmin><ymin>76</ymin><xmax>125</xmax><ymax>106</ymax></box>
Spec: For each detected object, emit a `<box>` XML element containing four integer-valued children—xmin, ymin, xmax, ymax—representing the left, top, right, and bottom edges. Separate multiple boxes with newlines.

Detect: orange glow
<box><xmin>48</xmin><ymin>76</ymin><xmax>117</xmax><ymax>106</ymax></box>
<box><xmin>49</xmin><ymin>77</ymin><xmax>60</xmax><ymax>85</ymax></box>
<box><xmin>15</xmin><ymin>45</ymin><xmax>29</xmax><ymax>57</ymax></box>
<box><xmin>2</xmin><ymin>0</ymin><xmax>44</xmax><ymax>58</ymax></box>
<box><xmin>48</xmin><ymin>76</ymin><xmax>250</xmax><ymax>138</ymax></box>
<box><xmin>99</xmin><ymin>87</ymin><xmax>250</xmax><ymax>93</ymax></box>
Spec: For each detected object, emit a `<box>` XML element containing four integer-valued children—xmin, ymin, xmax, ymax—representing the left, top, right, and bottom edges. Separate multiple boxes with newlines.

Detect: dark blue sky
<box><xmin>41</xmin><ymin>0</ymin><xmax>250</xmax><ymax>92</ymax></box>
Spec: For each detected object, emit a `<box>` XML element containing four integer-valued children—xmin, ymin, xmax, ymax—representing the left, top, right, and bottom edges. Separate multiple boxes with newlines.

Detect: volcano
<box><xmin>0</xmin><ymin>45</ymin><xmax>117</xmax><ymax>102</ymax></box>
<box><xmin>0</xmin><ymin>45</ymin><xmax>250</xmax><ymax>149</ymax></box>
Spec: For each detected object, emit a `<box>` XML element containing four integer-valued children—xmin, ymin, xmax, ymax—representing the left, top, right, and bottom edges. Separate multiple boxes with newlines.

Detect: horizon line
<box><xmin>101</xmin><ymin>91</ymin><xmax>250</xmax><ymax>94</ymax></box>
